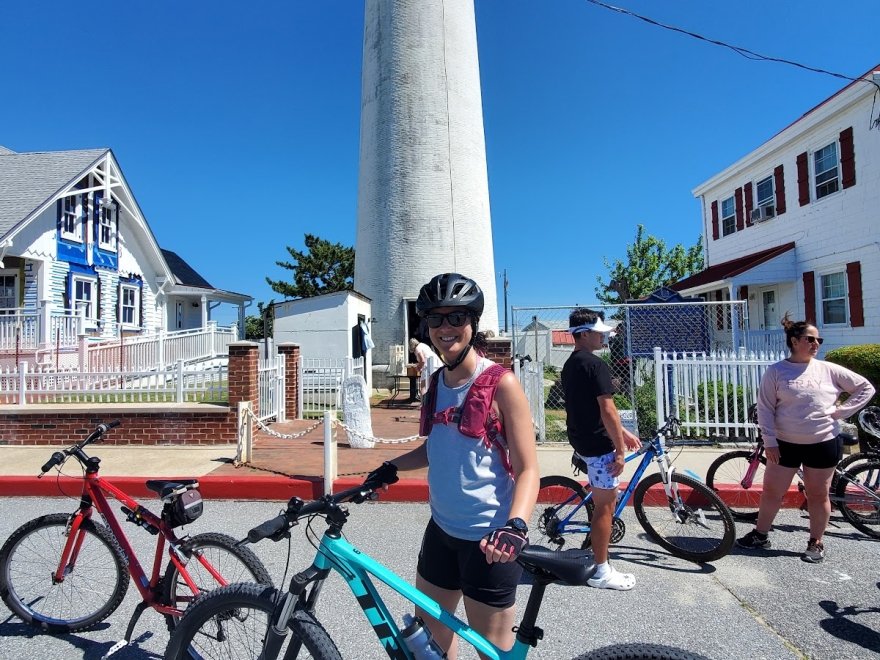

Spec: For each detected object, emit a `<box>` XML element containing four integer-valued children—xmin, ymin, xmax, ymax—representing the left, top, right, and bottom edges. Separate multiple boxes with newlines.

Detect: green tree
<box><xmin>595</xmin><ymin>225</ymin><xmax>704</xmax><ymax>304</ymax></box>
<box><xmin>266</xmin><ymin>233</ymin><xmax>354</xmax><ymax>299</ymax></box>
<box><xmin>244</xmin><ymin>300</ymin><xmax>275</xmax><ymax>340</ymax></box>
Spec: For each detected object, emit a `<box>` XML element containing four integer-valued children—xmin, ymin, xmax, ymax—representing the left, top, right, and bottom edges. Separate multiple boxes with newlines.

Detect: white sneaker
<box><xmin>587</xmin><ymin>566</ymin><xmax>636</xmax><ymax>591</ymax></box>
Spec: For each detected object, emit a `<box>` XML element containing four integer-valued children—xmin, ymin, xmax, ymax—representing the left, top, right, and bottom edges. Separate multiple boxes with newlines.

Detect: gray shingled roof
<box><xmin>161</xmin><ymin>248</ymin><xmax>214</xmax><ymax>289</ymax></box>
<box><xmin>0</xmin><ymin>147</ymin><xmax>109</xmax><ymax>238</ymax></box>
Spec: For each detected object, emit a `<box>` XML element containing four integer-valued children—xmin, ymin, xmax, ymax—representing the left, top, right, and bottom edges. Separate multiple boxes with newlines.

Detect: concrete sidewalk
<box><xmin>0</xmin><ymin>402</ymin><xmax>800</xmax><ymax>504</ymax></box>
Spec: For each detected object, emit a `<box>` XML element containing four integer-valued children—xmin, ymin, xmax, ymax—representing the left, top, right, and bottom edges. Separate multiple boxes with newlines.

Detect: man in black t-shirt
<box><xmin>561</xmin><ymin>308</ymin><xmax>641</xmax><ymax>590</ymax></box>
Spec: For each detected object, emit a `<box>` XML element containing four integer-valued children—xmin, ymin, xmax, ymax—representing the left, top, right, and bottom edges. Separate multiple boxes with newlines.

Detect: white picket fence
<box><xmin>298</xmin><ymin>356</ymin><xmax>365</xmax><ymax>418</ymax></box>
<box><xmin>0</xmin><ymin>361</ymin><xmax>228</xmax><ymax>405</ymax></box>
<box><xmin>654</xmin><ymin>347</ymin><xmax>785</xmax><ymax>438</ymax></box>
<box><xmin>258</xmin><ymin>354</ymin><xmax>285</xmax><ymax>422</ymax></box>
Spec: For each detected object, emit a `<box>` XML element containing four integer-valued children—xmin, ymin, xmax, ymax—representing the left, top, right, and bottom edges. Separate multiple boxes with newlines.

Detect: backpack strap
<box><xmin>418</xmin><ymin>368</ymin><xmax>443</xmax><ymax>436</ymax></box>
<box><xmin>459</xmin><ymin>364</ymin><xmax>513</xmax><ymax>477</ymax></box>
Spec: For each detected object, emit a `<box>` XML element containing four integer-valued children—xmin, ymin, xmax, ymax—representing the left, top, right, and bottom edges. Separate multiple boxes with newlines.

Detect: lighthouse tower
<box><xmin>354</xmin><ymin>0</ymin><xmax>499</xmax><ymax>366</ymax></box>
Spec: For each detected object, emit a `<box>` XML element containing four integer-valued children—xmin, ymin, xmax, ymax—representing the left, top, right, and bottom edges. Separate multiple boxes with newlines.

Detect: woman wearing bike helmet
<box><xmin>366</xmin><ymin>273</ymin><xmax>539</xmax><ymax>658</ymax></box>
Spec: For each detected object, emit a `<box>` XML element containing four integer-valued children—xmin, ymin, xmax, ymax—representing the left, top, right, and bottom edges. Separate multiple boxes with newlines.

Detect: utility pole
<box><xmin>502</xmin><ymin>269</ymin><xmax>509</xmax><ymax>334</ymax></box>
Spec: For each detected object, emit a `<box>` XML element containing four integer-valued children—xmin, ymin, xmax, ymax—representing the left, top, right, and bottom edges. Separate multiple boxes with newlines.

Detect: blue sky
<box><xmin>1</xmin><ymin>1</ymin><xmax>877</xmax><ymax>326</ymax></box>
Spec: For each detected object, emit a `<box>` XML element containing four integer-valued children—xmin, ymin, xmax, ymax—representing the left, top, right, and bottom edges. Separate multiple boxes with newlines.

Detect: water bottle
<box><xmin>400</xmin><ymin>613</ymin><xmax>445</xmax><ymax>659</ymax></box>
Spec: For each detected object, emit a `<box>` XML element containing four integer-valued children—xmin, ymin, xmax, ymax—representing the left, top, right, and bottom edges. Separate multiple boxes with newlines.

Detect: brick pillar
<box><xmin>228</xmin><ymin>341</ymin><xmax>260</xmax><ymax>417</ymax></box>
<box><xmin>485</xmin><ymin>337</ymin><xmax>513</xmax><ymax>369</ymax></box>
<box><xmin>277</xmin><ymin>342</ymin><xmax>301</xmax><ymax>419</ymax></box>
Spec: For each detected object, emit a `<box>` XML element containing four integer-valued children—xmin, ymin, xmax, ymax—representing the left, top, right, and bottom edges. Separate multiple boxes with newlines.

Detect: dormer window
<box><xmin>98</xmin><ymin>203</ymin><xmax>117</xmax><ymax>251</ymax></box>
<box><xmin>60</xmin><ymin>194</ymin><xmax>84</xmax><ymax>241</ymax></box>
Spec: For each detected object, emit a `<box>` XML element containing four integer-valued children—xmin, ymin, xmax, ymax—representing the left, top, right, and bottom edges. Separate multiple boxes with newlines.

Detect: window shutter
<box><xmin>840</xmin><ymin>127</ymin><xmax>856</xmax><ymax>189</ymax></box>
<box><xmin>116</xmin><ymin>284</ymin><xmax>120</xmax><ymax>324</ymax></box>
<box><xmin>846</xmin><ymin>261</ymin><xmax>864</xmax><ymax>327</ymax></box>
<box><xmin>739</xmin><ymin>285</ymin><xmax>749</xmax><ymax>301</ymax></box>
<box><xmin>56</xmin><ymin>199</ymin><xmax>62</xmax><ymax>232</ymax></box>
<box><xmin>796</xmin><ymin>152</ymin><xmax>810</xmax><ymax>206</ymax></box>
<box><xmin>64</xmin><ymin>272</ymin><xmax>72</xmax><ymax>312</ymax></box>
<box><xmin>774</xmin><ymin>164</ymin><xmax>786</xmax><ymax>215</ymax></box>
<box><xmin>735</xmin><ymin>187</ymin><xmax>744</xmax><ymax>231</ymax></box>
<box><xmin>139</xmin><ymin>283</ymin><xmax>145</xmax><ymax>329</ymax></box>
<box><xmin>96</xmin><ymin>275</ymin><xmax>102</xmax><ymax>326</ymax></box>
<box><xmin>744</xmin><ymin>182</ymin><xmax>754</xmax><ymax>226</ymax></box>
<box><xmin>711</xmin><ymin>201</ymin><xmax>719</xmax><ymax>240</ymax></box>
<box><xmin>802</xmin><ymin>271</ymin><xmax>816</xmax><ymax>325</ymax></box>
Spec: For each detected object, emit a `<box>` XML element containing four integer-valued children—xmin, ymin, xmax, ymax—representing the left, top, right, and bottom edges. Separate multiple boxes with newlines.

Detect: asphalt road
<box><xmin>0</xmin><ymin>496</ymin><xmax>877</xmax><ymax>660</ymax></box>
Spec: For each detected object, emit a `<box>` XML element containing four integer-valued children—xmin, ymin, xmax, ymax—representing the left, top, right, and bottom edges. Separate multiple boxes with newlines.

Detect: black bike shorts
<box><xmin>416</xmin><ymin>518</ymin><xmax>522</xmax><ymax>609</ymax></box>
<box><xmin>777</xmin><ymin>435</ymin><xmax>843</xmax><ymax>469</ymax></box>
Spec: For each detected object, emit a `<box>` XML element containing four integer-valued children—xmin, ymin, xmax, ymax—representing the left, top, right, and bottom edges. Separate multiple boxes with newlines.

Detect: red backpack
<box><xmin>418</xmin><ymin>363</ymin><xmax>513</xmax><ymax>477</ymax></box>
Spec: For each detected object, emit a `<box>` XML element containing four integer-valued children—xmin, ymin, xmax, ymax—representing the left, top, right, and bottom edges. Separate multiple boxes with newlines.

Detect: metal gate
<box><xmin>258</xmin><ymin>354</ymin><xmax>285</xmax><ymax>422</ymax></box>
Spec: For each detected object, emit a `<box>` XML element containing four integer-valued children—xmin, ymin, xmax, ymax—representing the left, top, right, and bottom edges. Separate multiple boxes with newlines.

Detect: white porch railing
<box><xmin>298</xmin><ymin>356</ymin><xmax>365</xmax><ymax>418</ymax></box>
<box><xmin>0</xmin><ymin>361</ymin><xmax>228</xmax><ymax>405</ymax></box>
<box><xmin>744</xmin><ymin>329</ymin><xmax>787</xmax><ymax>354</ymax></box>
<box><xmin>654</xmin><ymin>347</ymin><xmax>785</xmax><ymax>439</ymax></box>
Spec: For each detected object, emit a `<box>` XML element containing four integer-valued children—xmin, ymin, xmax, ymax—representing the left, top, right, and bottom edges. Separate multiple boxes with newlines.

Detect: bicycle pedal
<box><xmin>102</xmin><ymin>640</ymin><xmax>128</xmax><ymax>659</ymax></box>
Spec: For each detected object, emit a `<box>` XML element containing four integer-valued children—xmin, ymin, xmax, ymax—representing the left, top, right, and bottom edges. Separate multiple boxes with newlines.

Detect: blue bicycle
<box><xmin>164</xmin><ymin>477</ymin><xmax>707</xmax><ymax>659</ymax></box>
<box><xmin>532</xmin><ymin>417</ymin><xmax>735</xmax><ymax>563</ymax></box>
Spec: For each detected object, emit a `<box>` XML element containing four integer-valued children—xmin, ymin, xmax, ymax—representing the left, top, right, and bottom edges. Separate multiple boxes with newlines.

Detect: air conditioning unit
<box><xmin>750</xmin><ymin>205</ymin><xmax>775</xmax><ymax>223</ymax></box>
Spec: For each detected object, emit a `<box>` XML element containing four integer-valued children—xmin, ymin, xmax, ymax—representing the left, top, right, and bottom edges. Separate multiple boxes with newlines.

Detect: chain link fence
<box><xmin>512</xmin><ymin>300</ymin><xmax>748</xmax><ymax>442</ymax></box>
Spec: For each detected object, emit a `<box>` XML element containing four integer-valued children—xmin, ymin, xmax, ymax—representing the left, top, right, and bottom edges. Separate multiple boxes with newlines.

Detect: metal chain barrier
<box><xmin>332</xmin><ymin>418</ymin><xmax>423</xmax><ymax>445</ymax></box>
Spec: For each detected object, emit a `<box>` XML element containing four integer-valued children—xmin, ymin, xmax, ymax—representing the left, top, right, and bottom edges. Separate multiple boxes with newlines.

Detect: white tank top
<box><xmin>426</xmin><ymin>357</ymin><xmax>514</xmax><ymax>541</ymax></box>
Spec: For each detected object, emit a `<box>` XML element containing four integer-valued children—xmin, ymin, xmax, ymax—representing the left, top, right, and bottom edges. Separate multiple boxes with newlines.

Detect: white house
<box><xmin>0</xmin><ymin>146</ymin><xmax>250</xmax><ymax>361</ymax></box>
<box><xmin>273</xmin><ymin>290</ymin><xmax>374</xmax><ymax>388</ymax></box>
<box><xmin>676</xmin><ymin>64</ymin><xmax>880</xmax><ymax>355</ymax></box>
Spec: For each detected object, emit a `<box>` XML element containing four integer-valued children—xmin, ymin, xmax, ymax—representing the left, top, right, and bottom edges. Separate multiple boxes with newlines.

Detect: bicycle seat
<box><xmin>145</xmin><ymin>479</ymin><xmax>199</xmax><ymax>499</ymax></box>
<box><xmin>518</xmin><ymin>545</ymin><xmax>595</xmax><ymax>587</ymax></box>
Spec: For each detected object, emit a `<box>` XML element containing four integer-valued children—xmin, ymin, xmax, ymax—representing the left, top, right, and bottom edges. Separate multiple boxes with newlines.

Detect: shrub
<box><xmin>825</xmin><ymin>344</ymin><xmax>880</xmax><ymax>407</ymax></box>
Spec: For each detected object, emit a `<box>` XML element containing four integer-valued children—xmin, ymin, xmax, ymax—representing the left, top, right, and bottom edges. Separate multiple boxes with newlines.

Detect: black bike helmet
<box><xmin>416</xmin><ymin>273</ymin><xmax>484</xmax><ymax>318</ymax></box>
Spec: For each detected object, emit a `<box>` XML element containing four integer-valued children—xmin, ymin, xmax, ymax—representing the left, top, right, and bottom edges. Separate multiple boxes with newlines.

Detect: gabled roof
<box><xmin>551</xmin><ymin>330</ymin><xmax>574</xmax><ymax>346</ymax></box>
<box><xmin>671</xmin><ymin>242</ymin><xmax>796</xmax><ymax>292</ymax></box>
<box><xmin>161</xmin><ymin>248</ymin><xmax>214</xmax><ymax>289</ymax></box>
<box><xmin>0</xmin><ymin>147</ymin><xmax>108</xmax><ymax>238</ymax></box>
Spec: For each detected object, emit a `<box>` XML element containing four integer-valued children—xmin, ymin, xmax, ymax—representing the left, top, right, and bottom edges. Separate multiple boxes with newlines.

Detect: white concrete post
<box><xmin>209</xmin><ymin>320</ymin><xmax>217</xmax><ymax>358</ymax></box>
<box><xmin>323</xmin><ymin>411</ymin><xmax>337</xmax><ymax>496</ymax></box>
<box><xmin>237</xmin><ymin>401</ymin><xmax>253</xmax><ymax>463</ymax></box>
<box><xmin>176</xmin><ymin>360</ymin><xmax>185</xmax><ymax>402</ymax></box>
<box><xmin>18</xmin><ymin>361</ymin><xmax>27</xmax><ymax>406</ymax></box>
<box><xmin>157</xmin><ymin>326</ymin><xmax>165</xmax><ymax>371</ymax></box>
<box><xmin>39</xmin><ymin>299</ymin><xmax>51</xmax><ymax>347</ymax></box>
<box><xmin>654</xmin><ymin>346</ymin><xmax>665</xmax><ymax>429</ymax></box>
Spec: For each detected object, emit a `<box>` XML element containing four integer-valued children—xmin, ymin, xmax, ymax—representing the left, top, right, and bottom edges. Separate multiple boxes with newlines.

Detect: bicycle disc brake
<box><xmin>610</xmin><ymin>516</ymin><xmax>626</xmax><ymax>543</ymax></box>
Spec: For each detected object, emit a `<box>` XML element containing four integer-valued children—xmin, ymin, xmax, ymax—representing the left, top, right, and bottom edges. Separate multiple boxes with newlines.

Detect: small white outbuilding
<box><xmin>273</xmin><ymin>290</ymin><xmax>374</xmax><ymax>390</ymax></box>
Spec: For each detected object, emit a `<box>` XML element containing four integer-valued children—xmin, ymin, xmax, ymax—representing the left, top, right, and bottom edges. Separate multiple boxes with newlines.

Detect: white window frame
<box><xmin>754</xmin><ymin>175</ymin><xmax>774</xmax><ymax>208</ymax></box>
<box><xmin>119</xmin><ymin>283</ymin><xmax>140</xmax><ymax>328</ymax></box>
<box><xmin>720</xmin><ymin>195</ymin><xmax>736</xmax><ymax>236</ymax></box>
<box><xmin>60</xmin><ymin>194</ymin><xmax>84</xmax><ymax>242</ymax></box>
<box><xmin>817</xmin><ymin>269</ymin><xmax>848</xmax><ymax>327</ymax></box>
<box><xmin>813</xmin><ymin>140</ymin><xmax>840</xmax><ymax>201</ymax></box>
<box><xmin>71</xmin><ymin>274</ymin><xmax>98</xmax><ymax>323</ymax></box>
<box><xmin>98</xmin><ymin>204</ymin><xmax>117</xmax><ymax>251</ymax></box>
<box><xmin>0</xmin><ymin>270</ymin><xmax>19</xmax><ymax>313</ymax></box>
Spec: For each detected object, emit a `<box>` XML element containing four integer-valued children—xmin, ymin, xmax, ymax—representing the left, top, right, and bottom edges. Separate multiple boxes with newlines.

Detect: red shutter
<box><xmin>739</xmin><ymin>285</ymin><xmax>749</xmax><ymax>301</ymax></box>
<box><xmin>711</xmin><ymin>200</ymin><xmax>719</xmax><ymax>240</ymax></box>
<box><xmin>840</xmin><ymin>127</ymin><xmax>856</xmax><ymax>189</ymax></box>
<box><xmin>803</xmin><ymin>271</ymin><xmax>816</xmax><ymax>325</ymax></box>
<box><xmin>846</xmin><ymin>261</ymin><xmax>864</xmax><ymax>327</ymax></box>
<box><xmin>796</xmin><ymin>152</ymin><xmax>810</xmax><ymax>206</ymax></box>
<box><xmin>735</xmin><ymin>187</ymin><xmax>744</xmax><ymax>231</ymax></box>
<box><xmin>744</xmin><ymin>182</ymin><xmax>754</xmax><ymax>226</ymax></box>
<box><xmin>774</xmin><ymin>164</ymin><xmax>786</xmax><ymax>215</ymax></box>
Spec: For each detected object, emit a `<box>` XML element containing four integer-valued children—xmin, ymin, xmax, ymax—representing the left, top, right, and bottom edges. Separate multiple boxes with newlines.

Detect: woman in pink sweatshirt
<box><xmin>737</xmin><ymin>315</ymin><xmax>875</xmax><ymax>562</ymax></box>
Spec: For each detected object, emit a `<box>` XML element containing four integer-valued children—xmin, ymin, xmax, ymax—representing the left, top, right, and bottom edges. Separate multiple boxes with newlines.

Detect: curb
<box><xmin>0</xmin><ymin>475</ymin><xmax>806</xmax><ymax>507</ymax></box>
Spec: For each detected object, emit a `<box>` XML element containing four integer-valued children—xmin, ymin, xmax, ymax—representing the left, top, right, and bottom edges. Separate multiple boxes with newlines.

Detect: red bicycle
<box><xmin>0</xmin><ymin>420</ymin><xmax>271</xmax><ymax>654</ymax></box>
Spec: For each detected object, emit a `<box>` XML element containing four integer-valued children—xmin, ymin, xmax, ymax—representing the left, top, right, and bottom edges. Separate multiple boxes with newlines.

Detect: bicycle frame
<box><xmin>553</xmin><ymin>434</ymin><xmax>679</xmax><ymax>536</ymax></box>
<box><xmin>59</xmin><ymin>470</ymin><xmax>223</xmax><ymax>617</ymax></box>
<box><xmin>288</xmin><ymin>531</ymin><xmax>532</xmax><ymax>660</ymax></box>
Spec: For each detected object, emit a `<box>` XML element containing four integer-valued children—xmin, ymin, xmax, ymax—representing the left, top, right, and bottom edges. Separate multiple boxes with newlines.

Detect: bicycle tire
<box><xmin>834</xmin><ymin>459</ymin><xmax>880</xmax><ymax>540</ymax></box>
<box><xmin>833</xmin><ymin>451</ymin><xmax>875</xmax><ymax>492</ymax></box>
<box><xmin>705</xmin><ymin>450</ymin><xmax>765</xmax><ymax>521</ymax></box>
<box><xmin>633</xmin><ymin>472</ymin><xmax>735</xmax><ymax>563</ymax></box>
<box><xmin>0</xmin><ymin>512</ymin><xmax>130</xmax><ymax>633</ymax></box>
<box><xmin>164</xmin><ymin>581</ymin><xmax>342</xmax><ymax>660</ymax></box>
<box><xmin>531</xmin><ymin>476</ymin><xmax>594</xmax><ymax>550</ymax></box>
<box><xmin>577</xmin><ymin>642</ymin><xmax>710</xmax><ymax>659</ymax></box>
<box><xmin>160</xmin><ymin>531</ymin><xmax>273</xmax><ymax>631</ymax></box>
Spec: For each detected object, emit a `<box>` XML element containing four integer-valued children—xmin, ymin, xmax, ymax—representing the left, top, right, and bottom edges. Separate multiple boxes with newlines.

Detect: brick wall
<box><xmin>484</xmin><ymin>337</ymin><xmax>512</xmax><ymax>368</ymax></box>
<box><xmin>0</xmin><ymin>340</ymin><xmax>303</xmax><ymax>446</ymax></box>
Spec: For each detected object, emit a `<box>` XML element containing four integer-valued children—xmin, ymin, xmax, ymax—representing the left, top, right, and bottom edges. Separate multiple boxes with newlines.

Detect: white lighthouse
<box><xmin>354</xmin><ymin>0</ymin><xmax>499</xmax><ymax>366</ymax></box>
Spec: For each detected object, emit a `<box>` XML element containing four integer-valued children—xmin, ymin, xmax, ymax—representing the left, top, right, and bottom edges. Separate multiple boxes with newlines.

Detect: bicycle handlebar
<box><xmin>37</xmin><ymin>420</ymin><xmax>122</xmax><ymax>476</ymax></box>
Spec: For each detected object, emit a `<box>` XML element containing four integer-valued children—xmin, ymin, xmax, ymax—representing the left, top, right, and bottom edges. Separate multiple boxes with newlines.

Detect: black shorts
<box><xmin>417</xmin><ymin>518</ymin><xmax>522</xmax><ymax>609</ymax></box>
<box><xmin>777</xmin><ymin>436</ymin><xmax>843</xmax><ymax>469</ymax></box>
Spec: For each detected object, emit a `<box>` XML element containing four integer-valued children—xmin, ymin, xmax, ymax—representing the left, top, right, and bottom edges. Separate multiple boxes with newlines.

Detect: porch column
<box><xmin>39</xmin><ymin>299</ymin><xmax>51</xmax><ymax>347</ymax></box>
<box><xmin>200</xmin><ymin>294</ymin><xmax>208</xmax><ymax>329</ymax></box>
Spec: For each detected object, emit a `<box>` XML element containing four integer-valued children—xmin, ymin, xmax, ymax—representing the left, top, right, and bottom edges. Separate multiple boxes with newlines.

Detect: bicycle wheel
<box><xmin>833</xmin><ymin>451</ymin><xmax>875</xmax><ymax>492</ymax></box>
<box><xmin>164</xmin><ymin>582</ymin><xmax>342</xmax><ymax>660</ymax></box>
<box><xmin>633</xmin><ymin>473</ymin><xmax>735</xmax><ymax>563</ymax></box>
<box><xmin>161</xmin><ymin>532</ymin><xmax>273</xmax><ymax>631</ymax></box>
<box><xmin>577</xmin><ymin>642</ymin><xmax>710</xmax><ymax>659</ymax></box>
<box><xmin>0</xmin><ymin>512</ymin><xmax>129</xmax><ymax>633</ymax></box>
<box><xmin>835</xmin><ymin>460</ymin><xmax>880</xmax><ymax>539</ymax></box>
<box><xmin>705</xmin><ymin>450</ymin><xmax>765</xmax><ymax>521</ymax></box>
<box><xmin>530</xmin><ymin>476</ymin><xmax>593</xmax><ymax>550</ymax></box>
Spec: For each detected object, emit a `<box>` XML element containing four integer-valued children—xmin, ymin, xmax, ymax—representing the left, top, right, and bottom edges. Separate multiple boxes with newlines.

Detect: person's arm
<box><xmin>829</xmin><ymin>364</ymin><xmax>876</xmax><ymax>419</ymax></box>
<box><xmin>598</xmin><ymin>395</ymin><xmax>631</xmax><ymax>477</ymax></box>
<box><xmin>388</xmin><ymin>442</ymin><xmax>429</xmax><ymax>472</ymax></box>
<box><xmin>756</xmin><ymin>367</ymin><xmax>779</xmax><ymax>449</ymax></box>
<box><xmin>480</xmin><ymin>371</ymin><xmax>539</xmax><ymax>563</ymax></box>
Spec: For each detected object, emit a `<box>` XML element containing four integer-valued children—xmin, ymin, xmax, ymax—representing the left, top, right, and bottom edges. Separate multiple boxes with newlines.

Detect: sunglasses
<box><xmin>800</xmin><ymin>335</ymin><xmax>824</xmax><ymax>345</ymax></box>
<box><xmin>425</xmin><ymin>312</ymin><xmax>471</xmax><ymax>329</ymax></box>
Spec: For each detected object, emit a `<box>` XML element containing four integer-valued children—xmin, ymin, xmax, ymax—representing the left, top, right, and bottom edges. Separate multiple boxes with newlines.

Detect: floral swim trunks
<box><xmin>573</xmin><ymin>450</ymin><xmax>619</xmax><ymax>490</ymax></box>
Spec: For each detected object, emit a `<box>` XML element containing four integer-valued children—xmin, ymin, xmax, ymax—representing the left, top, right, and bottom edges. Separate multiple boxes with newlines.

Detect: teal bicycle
<box><xmin>164</xmin><ymin>477</ymin><xmax>707</xmax><ymax>659</ymax></box>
